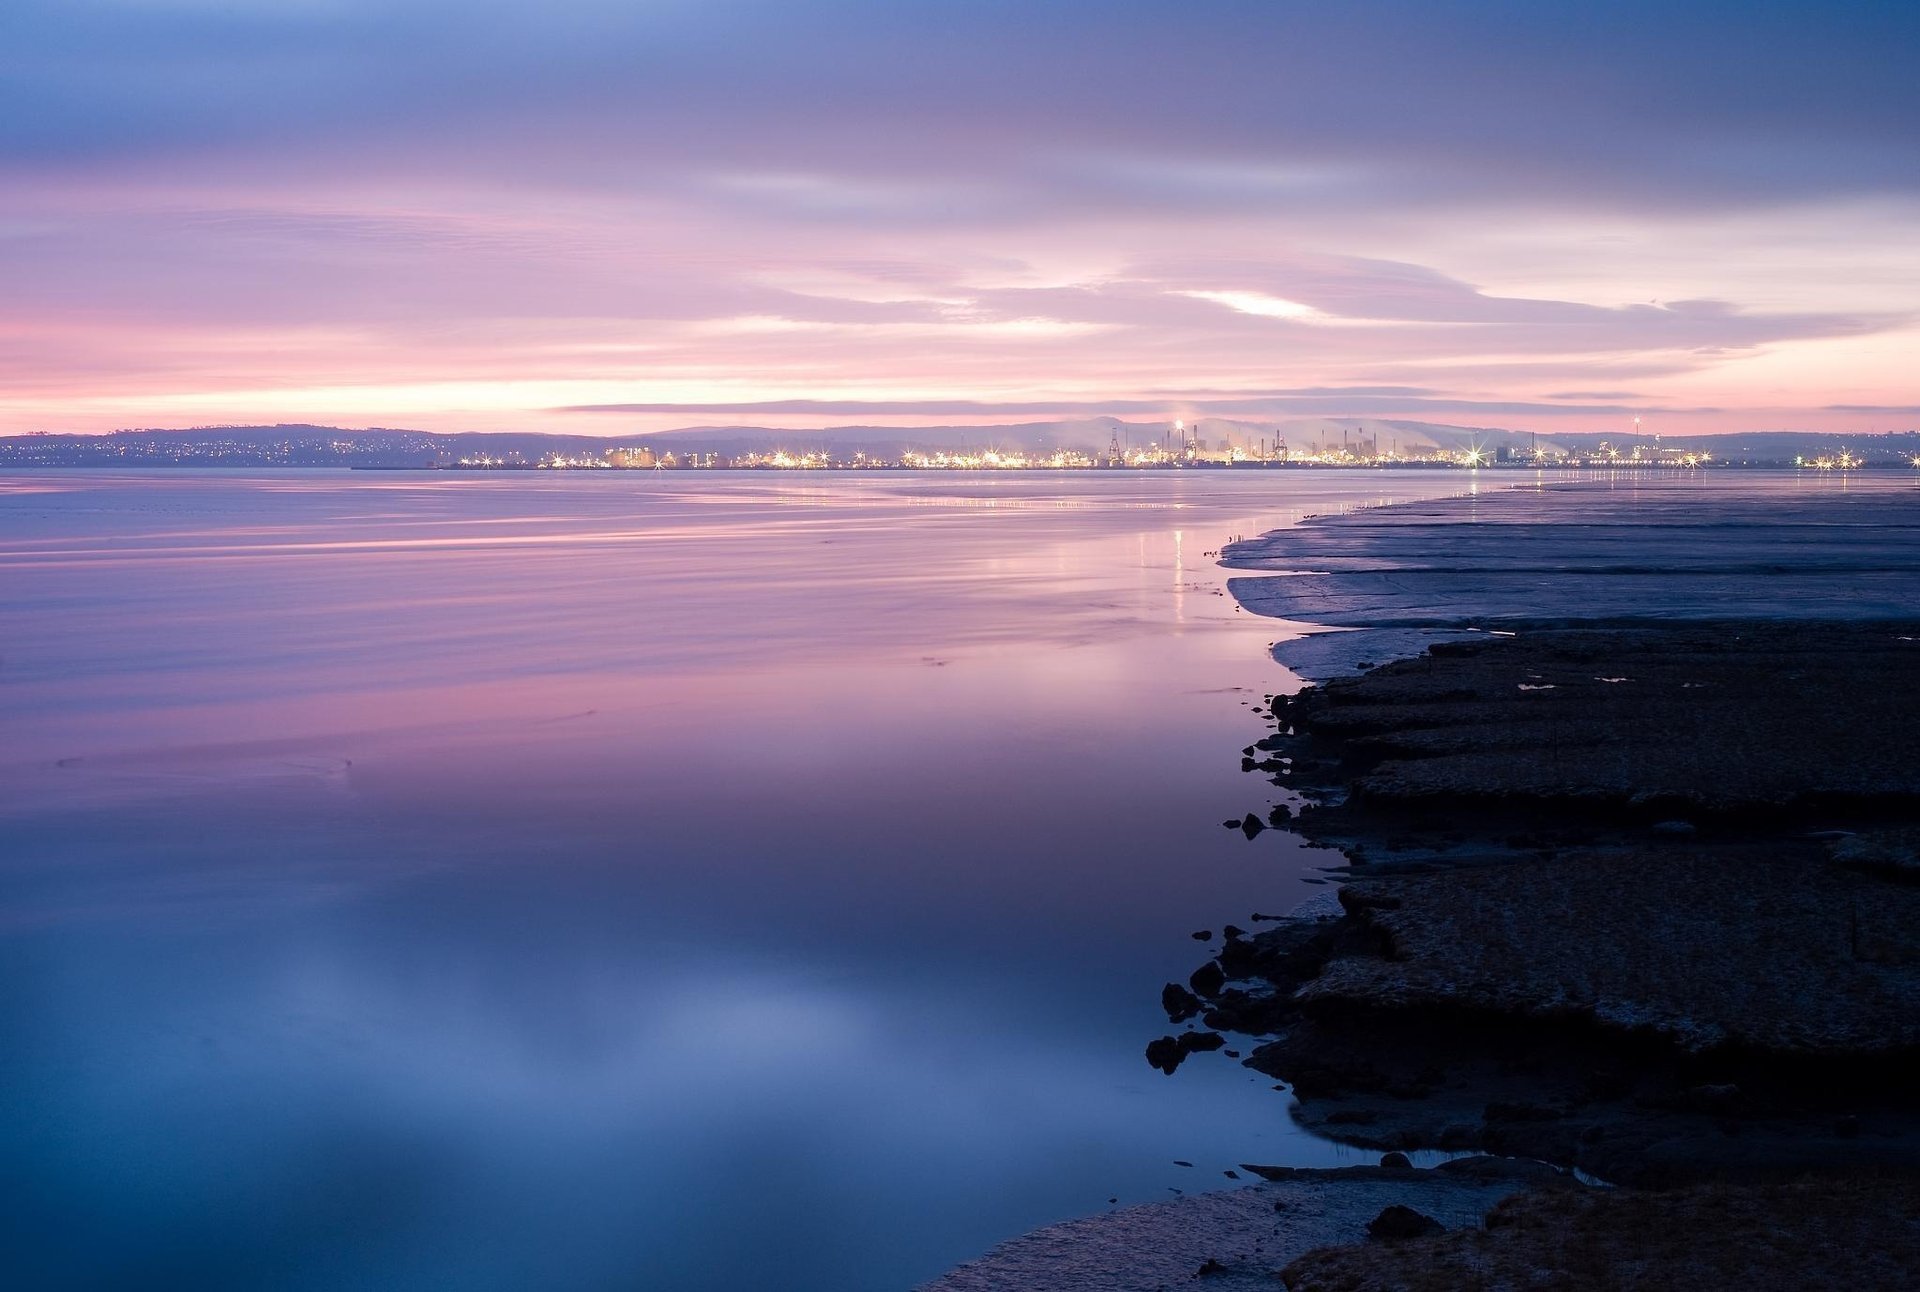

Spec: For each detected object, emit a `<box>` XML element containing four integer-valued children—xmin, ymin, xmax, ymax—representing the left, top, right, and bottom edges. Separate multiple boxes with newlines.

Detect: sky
<box><xmin>2</xmin><ymin>0</ymin><xmax>1917</xmax><ymax>437</ymax></box>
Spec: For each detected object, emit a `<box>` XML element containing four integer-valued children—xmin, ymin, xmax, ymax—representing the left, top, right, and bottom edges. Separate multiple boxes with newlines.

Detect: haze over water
<box><xmin>4</xmin><ymin>469</ymin><xmax>1488</xmax><ymax>1289</ymax></box>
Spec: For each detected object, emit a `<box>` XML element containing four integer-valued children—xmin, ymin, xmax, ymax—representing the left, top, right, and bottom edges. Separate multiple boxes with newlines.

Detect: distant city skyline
<box><xmin>4</xmin><ymin>1</ymin><xmax>1916</xmax><ymax>436</ymax></box>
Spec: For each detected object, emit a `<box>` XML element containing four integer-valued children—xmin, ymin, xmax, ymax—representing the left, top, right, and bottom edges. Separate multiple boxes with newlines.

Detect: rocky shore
<box><xmin>1179</xmin><ymin>623</ymin><xmax>1920</xmax><ymax>1188</ymax></box>
<box><xmin>1148</xmin><ymin>480</ymin><xmax>1920</xmax><ymax>1285</ymax></box>
<box><xmin>927</xmin><ymin>479</ymin><xmax>1920</xmax><ymax>1289</ymax></box>
<box><xmin>1281</xmin><ymin>1174</ymin><xmax>1920</xmax><ymax>1291</ymax></box>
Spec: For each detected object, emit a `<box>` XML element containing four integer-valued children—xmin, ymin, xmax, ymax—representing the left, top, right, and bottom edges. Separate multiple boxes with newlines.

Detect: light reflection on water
<box><xmin>1</xmin><ymin>469</ymin><xmax>1481</xmax><ymax>1291</ymax></box>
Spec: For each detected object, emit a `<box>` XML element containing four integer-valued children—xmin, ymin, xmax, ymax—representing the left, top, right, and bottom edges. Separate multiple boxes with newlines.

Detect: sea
<box><xmin>2</xmin><ymin>468</ymin><xmax>1495</xmax><ymax>1290</ymax></box>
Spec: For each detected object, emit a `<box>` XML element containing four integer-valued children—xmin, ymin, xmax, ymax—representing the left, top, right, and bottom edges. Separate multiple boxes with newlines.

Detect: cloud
<box><xmin>4</xmin><ymin>2</ymin><xmax>1917</xmax><ymax>219</ymax></box>
<box><xmin>2</xmin><ymin>2</ymin><xmax>1915</xmax><ymax>433</ymax></box>
<box><xmin>556</xmin><ymin>395</ymin><xmax>1718</xmax><ymax>421</ymax></box>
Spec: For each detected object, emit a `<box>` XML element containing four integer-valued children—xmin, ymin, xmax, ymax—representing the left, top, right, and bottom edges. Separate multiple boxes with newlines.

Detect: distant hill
<box><xmin>2</xmin><ymin>421</ymin><xmax>1916</xmax><ymax>468</ymax></box>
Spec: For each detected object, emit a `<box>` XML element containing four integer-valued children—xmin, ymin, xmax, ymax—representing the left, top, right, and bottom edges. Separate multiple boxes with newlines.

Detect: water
<box><xmin>0</xmin><ymin>469</ymin><xmax>1480</xmax><ymax>1291</ymax></box>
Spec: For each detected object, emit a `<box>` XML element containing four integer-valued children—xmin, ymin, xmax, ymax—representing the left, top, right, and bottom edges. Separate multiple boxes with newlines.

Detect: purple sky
<box><xmin>4</xmin><ymin>1</ymin><xmax>1916</xmax><ymax>435</ymax></box>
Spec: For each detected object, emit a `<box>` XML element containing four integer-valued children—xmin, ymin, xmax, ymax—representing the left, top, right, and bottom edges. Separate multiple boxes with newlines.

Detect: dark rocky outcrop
<box><xmin>1145</xmin><ymin>1029</ymin><xmax>1226</xmax><ymax>1075</ymax></box>
<box><xmin>1189</xmin><ymin>621</ymin><xmax>1920</xmax><ymax>1185</ymax></box>
<box><xmin>1282</xmin><ymin>1176</ymin><xmax>1920</xmax><ymax>1291</ymax></box>
<box><xmin>1364</xmin><ymin>1205</ymin><xmax>1442</xmax><ymax>1241</ymax></box>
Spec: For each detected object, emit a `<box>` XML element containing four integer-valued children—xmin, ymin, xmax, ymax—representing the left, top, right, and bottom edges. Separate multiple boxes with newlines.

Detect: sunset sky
<box><xmin>4</xmin><ymin>0</ymin><xmax>1917</xmax><ymax>436</ymax></box>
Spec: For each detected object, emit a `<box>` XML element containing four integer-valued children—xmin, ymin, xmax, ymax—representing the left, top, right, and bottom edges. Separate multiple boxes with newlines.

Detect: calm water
<box><xmin>0</xmin><ymin>469</ymin><xmax>1481</xmax><ymax>1291</ymax></box>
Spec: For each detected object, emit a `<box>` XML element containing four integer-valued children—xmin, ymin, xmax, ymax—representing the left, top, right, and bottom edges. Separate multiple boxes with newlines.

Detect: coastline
<box><xmin>930</xmin><ymin>474</ymin><xmax>1920</xmax><ymax>1287</ymax></box>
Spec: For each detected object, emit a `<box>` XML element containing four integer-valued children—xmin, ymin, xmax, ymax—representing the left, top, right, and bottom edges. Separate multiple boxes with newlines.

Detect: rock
<box><xmin>1195</xmin><ymin>1257</ymin><xmax>1228</xmax><ymax>1277</ymax></box>
<box><xmin>1189</xmin><ymin>961</ymin><xmax>1227</xmax><ymax>997</ymax></box>
<box><xmin>1144</xmin><ymin>1031</ymin><xmax>1225</xmax><ymax>1075</ymax></box>
<box><xmin>1378</xmin><ymin>1151</ymin><xmax>1413</xmax><ymax>1169</ymax></box>
<box><xmin>1222</xmin><ymin>924</ymin><xmax>1247</xmax><ymax>939</ymax></box>
<box><xmin>1162</xmin><ymin>982</ymin><xmax>1203</xmax><ymax>1023</ymax></box>
<box><xmin>1241</xmin><ymin>813</ymin><xmax>1266</xmax><ymax>839</ymax></box>
<box><xmin>1145</xmin><ymin>1036</ymin><xmax>1183</xmax><ymax>1074</ymax></box>
<box><xmin>1190</xmin><ymin>929</ymin><xmax>1213</xmax><ymax>941</ymax></box>
<box><xmin>1366</xmin><ymin>1205</ymin><xmax>1444</xmax><ymax>1241</ymax></box>
<box><xmin>1283</xmin><ymin>1176</ymin><xmax>1920</xmax><ymax>1290</ymax></box>
<box><xmin>1268</xmin><ymin>804</ymin><xmax>1294</xmax><ymax>826</ymax></box>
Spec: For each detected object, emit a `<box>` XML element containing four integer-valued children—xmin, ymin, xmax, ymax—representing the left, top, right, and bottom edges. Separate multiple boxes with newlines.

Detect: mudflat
<box><xmin>1157</xmin><ymin>480</ymin><xmax>1920</xmax><ymax>1285</ymax></box>
<box><xmin>1190</xmin><ymin>624</ymin><xmax>1920</xmax><ymax>1188</ymax></box>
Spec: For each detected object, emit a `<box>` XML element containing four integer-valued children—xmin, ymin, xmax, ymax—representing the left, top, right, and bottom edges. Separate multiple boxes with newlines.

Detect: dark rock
<box><xmin>1196</xmin><ymin>1258</ymin><xmax>1228</xmax><ymax>1277</ymax></box>
<box><xmin>1379</xmin><ymin>1151</ymin><xmax>1413</xmax><ymax>1169</ymax></box>
<box><xmin>1432</xmin><ymin>1156</ymin><xmax>1568</xmax><ymax>1184</ymax></box>
<box><xmin>1190</xmin><ymin>929</ymin><xmax>1213</xmax><ymax>941</ymax></box>
<box><xmin>1366</xmin><ymin>1205</ymin><xmax>1444</xmax><ymax>1241</ymax></box>
<box><xmin>1173</xmin><ymin>1160</ymin><xmax>1194</xmax><ymax>1167</ymax></box>
<box><xmin>1144</xmin><ymin>1031</ymin><xmax>1226</xmax><ymax>1074</ymax></box>
<box><xmin>1240</xmin><ymin>813</ymin><xmax>1266</xmax><ymax>839</ymax></box>
<box><xmin>1145</xmin><ymin>1036</ymin><xmax>1182</xmax><ymax>1074</ymax></box>
<box><xmin>1189</xmin><ymin>961</ymin><xmax>1227</xmax><ymax>997</ymax></box>
<box><xmin>1222</xmin><ymin>924</ymin><xmax>1247</xmax><ymax>939</ymax></box>
<box><xmin>1268</xmin><ymin>804</ymin><xmax>1294</xmax><ymax>826</ymax></box>
<box><xmin>1161</xmin><ymin>982</ymin><xmax>1203</xmax><ymax>1023</ymax></box>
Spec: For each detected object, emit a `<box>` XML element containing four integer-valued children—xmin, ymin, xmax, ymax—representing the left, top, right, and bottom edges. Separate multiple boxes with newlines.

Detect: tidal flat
<box><xmin>952</xmin><ymin>474</ymin><xmax>1920</xmax><ymax>1288</ymax></box>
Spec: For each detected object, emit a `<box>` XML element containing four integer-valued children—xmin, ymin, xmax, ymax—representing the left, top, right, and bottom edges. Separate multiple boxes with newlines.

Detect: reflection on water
<box><xmin>1</xmin><ymin>469</ymin><xmax>1478</xmax><ymax>1291</ymax></box>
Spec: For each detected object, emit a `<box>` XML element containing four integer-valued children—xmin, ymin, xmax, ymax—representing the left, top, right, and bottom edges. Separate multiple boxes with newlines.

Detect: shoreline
<box><xmin>933</xmin><ymin>476</ymin><xmax>1920</xmax><ymax>1287</ymax></box>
